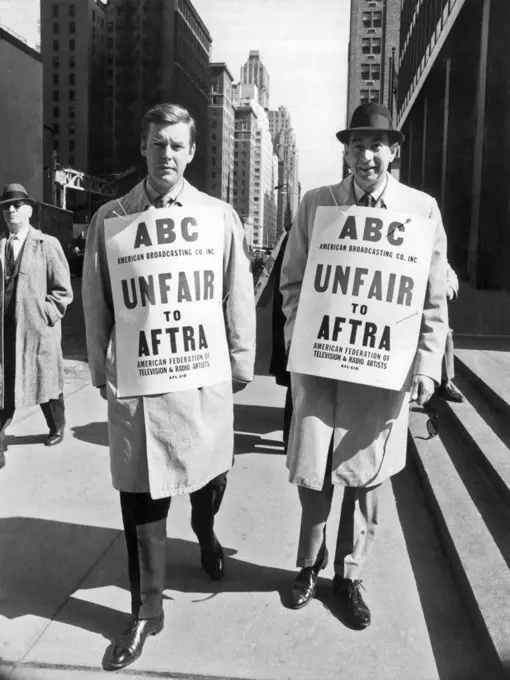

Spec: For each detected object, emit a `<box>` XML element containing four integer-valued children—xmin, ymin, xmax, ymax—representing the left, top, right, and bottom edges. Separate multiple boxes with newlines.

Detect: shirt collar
<box><xmin>8</xmin><ymin>225</ymin><xmax>30</xmax><ymax>244</ymax></box>
<box><xmin>144</xmin><ymin>177</ymin><xmax>185</xmax><ymax>207</ymax></box>
<box><xmin>353</xmin><ymin>175</ymin><xmax>388</xmax><ymax>203</ymax></box>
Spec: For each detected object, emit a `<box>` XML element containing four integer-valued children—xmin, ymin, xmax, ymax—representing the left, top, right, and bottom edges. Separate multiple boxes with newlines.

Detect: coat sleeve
<box><xmin>44</xmin><ymin>236</ymin><xmax>73</xmax><ymax>325</ymax></box>
<box><xmin>413</xmin><ymin>199</ymin><xmax>448</xmax><ymax>383</ymax></box>
<box><xmin>280</xmin><ymin>190</ymin><xmax>312</xmax><ymax>350</ymax></box>
<box><xmin>82</xmin><ymin>206</ymin><xmax>114</xmax><ymax>387</ymax></box>
<box><xmin>446</xmin><ymin>260</ymin><xmax>459</xmax><ymax>298</ymax></box>
<box><xmin>222</xmin><ymin>205</ymin><xmax>256</xmax><ymax>383</ymax></box>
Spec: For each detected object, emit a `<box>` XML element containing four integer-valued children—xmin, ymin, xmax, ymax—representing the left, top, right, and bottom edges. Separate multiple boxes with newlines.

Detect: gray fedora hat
<box><xmin>336</xmin><ymin>102</ymin><xmax>405</xmax><ymax>145</ymax></box>
<box><xmin>0</xmin><ymin>183</ymin><xmax>36</xmax><ymax>207</ymax></box>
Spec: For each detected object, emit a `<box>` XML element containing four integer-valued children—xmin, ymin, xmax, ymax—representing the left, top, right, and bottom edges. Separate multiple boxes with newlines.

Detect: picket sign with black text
<box><xmin>105</xmin><ymin>206</ymin><xmax>231</xmax><ymax>397</ymax></box>
<box><xmin>287</xmin><ymin>206</ymin><xmax>436</xmax><ymax>390</ymax></box>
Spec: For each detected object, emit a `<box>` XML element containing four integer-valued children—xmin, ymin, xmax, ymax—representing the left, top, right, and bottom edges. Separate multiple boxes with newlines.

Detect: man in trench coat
<box><xmin>0</xmin><ymin>183</ymin><xmax>72</xmax><ymax>465</ymax></box>
<box><xmin>280</xmin><ymin>103</ymin><xmax>448</xmax><ymax>629</ymax></box>
<box><xmin>82</xmin><ymin>103</ymin><xmax>255</xmax><ymax>670</ymax></box>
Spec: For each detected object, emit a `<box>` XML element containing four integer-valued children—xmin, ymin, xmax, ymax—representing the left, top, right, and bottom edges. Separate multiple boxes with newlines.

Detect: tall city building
<box><xmin>0</xmin><ymin>25</ymin><xmax>43</xmax><ymax>200</ymax></box>
<box><xmin>106</xmin><ymin>0</ymin><xmax>211</xmax><ymax>190</ymax></box>
<box><xmin>240</xmin><ymin>50</ymin><xmax>270</xmax><ymax>109</ymax></box>
<box><xmin>41</xmin><ymin>0</ymin><xmax>108</xmax><ymax>175</ymax></box>
<box><xmin>233</xmin><ymin>84</ymin><xmax>277</xmax><ymax>248</ymax></box>
<box><xmin>396</xmin><ymin>0</ymin><xmax>509</xmax><ymax>290</ymax></box>
<box><xmin>345</xmin><ymin>0</ymin><xmax>401</xmax><ymax>124</ymax></box>
<box><xmin>207</xmin><ymin>63</ymin><xmax>236</xmax><ymax>203</ymax></box>
<box><xmin>41</xmin><ymin>0</ymin><xmax>211</xmax><ymax>191</ymax></box>
<box><xmin>269</xmin><ymin>105</ymin><xmax>300</xmax><ymax>239</ymax></box>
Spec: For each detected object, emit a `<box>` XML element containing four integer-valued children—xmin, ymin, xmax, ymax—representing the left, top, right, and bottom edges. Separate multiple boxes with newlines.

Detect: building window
<box><xmin>53</xmin><ymin>139</ymin><xmax>59</xmax><ymax>151</ymax></box>
<box><xmin>362</xmin><ymin>37</ymin><xmax>381</xmax><ymax>54</ymax></box>
<box><xmin>53</xmin><ymin>123</ymin><xmax>59</xmax><ymax>134</ymax></box>
<box><xmin>69</xmin><ymin>124</ymin><xmax>75</xmax><ymax>135</ymax></box>
<box><xmin>53</xmin><ymin>73</ymin><xmax>59</xmax><ymax>85</ymax></box>
<box><xmin>370</xmin><ymin>89</ymin><xmax>380</xmax><ymax>102</ymax></box>
<box><xmin>70</xmin><ymin>156</ymin><xmax>75</xmax><ymax>166</ymax></box>
<box><xmin>69</xmin><ymin>90</ymin><xmax>75</xmax><ymax>101</ymax></box>
<box><xmin>69</xmin><ymin>55</ymin><xmax>75</xmax><ymax>68</ymax></box>
<box><xmin>69</xmin><ymin>39</ymin><xmax>75</xmax><ymax>50</ymax></box>
<box><xmin>373</xmin><ymin>11</ymin><xmax>382</xmax><ymax>27</ymax></box>
<box><xmin>53</xmin><ymin>106</ymin><xmax>60</xmax><ymax>118</ymax></box>
<box><xmin>53</xmin><ymin>22</ymin><xmax>59</xmax><ymax>34</ymax></box>
<box><xmin>52</xmin><ymin>56</ymin><xmax>59</xmax><ymax>69</ymax></box>
<box><xmin>360</xmin><ymin>89</ymin><xmax>369</xmax><ymax>104</ymax></box>
<box><xmin>107</xmin><ymin>38</ymin><xmax>113</xmax><ymax>48</ymax></box>
<box><xmin>53</xmin><ymin>90</ymin><xmax>59</xmax><ymax>102</ymax></box>
<box><xmin>69</xmin><ymin>73</ymin><xmax>75</xmax><ymax>85</ymax></box>
<box><xmin>69</xmin><ymin>107</ymin><xmax>75</xmax><ymax>119</ymax></box>
<box><xmin>53</xmin><ymin>39</ymin><xmax>59</xmax><ymax>51</ymax></box>
<box><xmin>69</xmin><ymin>4</ymin><xmax>75</xmax><ymax>17</ymax></box>
<box><xmin>361</xmin><ymin>63</ymin><xmax>380</xmax><ymax>80</ymax></box>
<box><xmin>107</xmin><ymin>21</ymin><xmax>114</xmax><ymax>32</ymax></box>
<box><xmin>69</xmin><ymin>140</ymin><xmax>75</xmax><ymax>152</ymax></box>
<box><xmin>52</xmin><ymin>4</ymin><xmax>59</xmax><ymax>17</ymax></box>
<box><xmin>69</xmin><ymin>21</ymin><xmax>75</xmax><ymax>34</ymax></box>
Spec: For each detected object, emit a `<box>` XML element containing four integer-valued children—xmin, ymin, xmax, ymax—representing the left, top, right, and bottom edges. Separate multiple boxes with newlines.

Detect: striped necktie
<box><xmin>154</xmin><ymin>195</ymin><xmax>181</xmax><ymax>208</ymax></box>
<box><xmin>5</xmin><ymin>236</ymin><xmax>16</xmax><ymax>280</ymax></box>
<box><xmin>359</xmin><ymin>193</ymin><xmax>375</xmax><ymax>207</ymax></box>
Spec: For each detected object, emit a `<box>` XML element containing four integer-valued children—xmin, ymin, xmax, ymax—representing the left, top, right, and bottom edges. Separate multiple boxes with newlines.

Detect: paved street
<box><xmin>0</xmin><ymin>295</ymin><xmax>487</xmax><ymax>680</ymax></box>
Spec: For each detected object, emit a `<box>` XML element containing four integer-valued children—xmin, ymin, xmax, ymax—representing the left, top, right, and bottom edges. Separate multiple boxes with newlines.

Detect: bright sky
<box><xmin>0</xmin><ymin>0</ymin><xmax>350</xmax><ymax>192</ymax></box>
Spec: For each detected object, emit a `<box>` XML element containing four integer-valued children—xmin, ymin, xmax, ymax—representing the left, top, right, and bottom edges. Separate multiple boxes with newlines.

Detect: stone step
<box><xmin>435</xmin><ymin>371</ymin><xmax>510</xmax><ymax>510</ymax></box>
<box><xmin>455</xmin><ymin>349</ymin><xmax>510</xmax><ymax>421</ymax></box>
<box><xmin>408</xmin><ymin>407</ymin><xmax>510</xmax><ymax>679</ymax></box>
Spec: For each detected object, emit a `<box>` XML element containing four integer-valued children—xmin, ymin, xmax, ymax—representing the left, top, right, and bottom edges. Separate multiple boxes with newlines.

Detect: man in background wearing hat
<box><xmin>0</xmin><ymin>183</ymin><xmax>73</xmax><ymax>461</ymax></box>
<box><xmin>280</xmin><ymin>103</ymin><xmax>448</xmax><ymax>628</ymax></box>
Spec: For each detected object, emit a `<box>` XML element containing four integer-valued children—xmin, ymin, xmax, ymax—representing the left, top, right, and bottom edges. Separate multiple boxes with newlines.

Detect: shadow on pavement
<box><xmin>391</xmin><ymin>460</ymin><xmax>485</xmax><ymax>680</ymax></box>
<box><xmin>234</xmin><ymin>403</ymin><xmax>285</xmax><ymax>456</ymax></box>
<box><xmin>0</xmin><ymin>517</ymin><xmax>296</xmax><ymax>644</ymax></box>
<box><xmin>71</xmin><ymin>421</ymin><xmax>109</xmax><ymax>447</ymax></box>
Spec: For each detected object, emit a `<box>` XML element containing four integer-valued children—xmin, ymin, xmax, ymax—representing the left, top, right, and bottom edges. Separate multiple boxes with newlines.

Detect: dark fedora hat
<box><xmin>0</xmin><ymin>183</ymin><xmax>36</xmax><ymax>207</ymax></box>
<box><xmin>336</xmin><ymin>102</ymin><xmax>405</xmax><ymax>145</ymax></box>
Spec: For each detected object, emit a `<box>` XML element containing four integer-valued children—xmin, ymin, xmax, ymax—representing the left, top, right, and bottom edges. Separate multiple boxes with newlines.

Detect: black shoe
<box><xmin>333</xmin><ymin>577</ymin><xmax>371</xmax><ymax>629</ymax></box>
<box><xmin>107</xmin><ymin>612</ymin><xmax>164</xmax><ymax>671</ymax></box>
<box><xmin>45</xmin><ymin>429</ymin><xmax>64</xmax><ymax>446</ymax></box>
<box><xmin>437</xmin><ymin>382</ymin><xmax>464</xmax><ymax>403</ymax></box>
<box><xmin>290</xmin><ymin>550</ymin><xmax>329</xmax><ymax>610</ymax></box>
<box><xmin>199</xmin><ymin>534</ymin><xmax>224</xmax><ymax>581</ymax></box>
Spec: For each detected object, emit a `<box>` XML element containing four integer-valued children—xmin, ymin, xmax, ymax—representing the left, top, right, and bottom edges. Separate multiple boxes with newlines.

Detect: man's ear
<box><xmin>188</xmin><ymin>143</ymin><xmax>196</xmax><ymax>163</ymax></box>
<box><xmin>389</xmin><ymin>143</ymin><xmax>399</xmax><ymax>161</ymax></box>
<box><xmin>140</xmin><ymin>137</ymin><xmax>147</xmax><ymax>158</ymax></box>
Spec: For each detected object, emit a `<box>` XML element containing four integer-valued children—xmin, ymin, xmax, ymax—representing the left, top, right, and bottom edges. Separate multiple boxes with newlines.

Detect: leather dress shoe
<box><xmin>437</xmin><ymin>382</ymin><xmax>464</xmax><ymax>403</ymax></box>
<box><xmin>200</xmin><ymin>534</ymin><xmax>224</xmax><ymax>581</ymax></box>
<box><xmin>107</xmin><ymin>612</ymin><xmax>164</xmax><ymax>671</ymax></box>
<box><xmin>45</xmin><ymin>429</ymin><xmax>64</xmax><ymax>446</ymax></box>
<box><xmin>290</xmin><ymin>550</ymin><xmax>328</xmax><ymax>609</ymax></box>
<box><xmin>333</xmin><ymin>577</ymin><xmax>371</xmax><ymax>629</ymax></box>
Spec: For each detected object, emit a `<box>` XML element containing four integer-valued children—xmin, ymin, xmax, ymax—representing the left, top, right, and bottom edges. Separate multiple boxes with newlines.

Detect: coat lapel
<box><xmin>329</xmin><ymin>175</ymin><xmax>356</xmax><ymax>207</ymax></box>
<box><xmin>16</xmin><ymin>227</ymin><xmax>43</xmax><ymax>319</ymax></box>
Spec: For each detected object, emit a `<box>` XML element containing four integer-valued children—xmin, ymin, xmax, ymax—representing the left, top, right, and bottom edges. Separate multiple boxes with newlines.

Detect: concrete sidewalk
<box><xmin>0</xmin><ymin>375</ymin><xmax>485</xmax><ymax>680</ymax></box>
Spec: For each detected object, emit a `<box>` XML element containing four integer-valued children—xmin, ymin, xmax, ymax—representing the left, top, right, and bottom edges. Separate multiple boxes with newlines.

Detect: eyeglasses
<box><xmin>3</xmin><ymin>201</ymin><xmax>28</xmax><ymax>211</ymax></box>
<box><xmin>426</xmin><ymin>413</ymin><xmax>439</xmax><ymax>438</ymax></box>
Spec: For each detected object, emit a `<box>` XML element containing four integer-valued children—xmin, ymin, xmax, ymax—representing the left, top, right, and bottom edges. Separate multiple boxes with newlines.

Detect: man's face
<box><xmin>141</xmin><ymin>121</ymin><xmax>196</xmax><ymax>193</ymax></box>
<box><xmin>345</xmin><ymin>132</ymin><xmax>398</xmax><ymax>193</ymax></box>
<box><xmin>2</xmin><ymin>201</ymin><xmax>33</xmax><ymax>231</ymax></box>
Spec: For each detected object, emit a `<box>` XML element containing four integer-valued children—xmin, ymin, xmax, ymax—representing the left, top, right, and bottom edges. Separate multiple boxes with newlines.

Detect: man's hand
<box><xmin>232</xmin><ymin>379</ymin><xmax>248</xmax><ymax>394</ymax></box>
<box><xmin>410</xmin><ymin>374</ymin><xmax>435</xmax><ymax>406</ymax></box>
<box><xmin>99</xmin><ymin>385</ymin><xmax>107</xmax><ymax>401</ymax></box>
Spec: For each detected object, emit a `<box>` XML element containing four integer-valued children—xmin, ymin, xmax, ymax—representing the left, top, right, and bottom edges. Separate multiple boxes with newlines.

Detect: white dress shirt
<box><xmin>7</xmin><ymin>225</ymin><xmax>30</xmax><ymax>262</ymax></box>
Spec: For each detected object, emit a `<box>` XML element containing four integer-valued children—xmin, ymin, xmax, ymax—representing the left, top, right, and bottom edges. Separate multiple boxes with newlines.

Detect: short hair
<box><xmin>141</xmin><ymin>103</ymin><xmax>196</xmax><ymax>147</ymax></box>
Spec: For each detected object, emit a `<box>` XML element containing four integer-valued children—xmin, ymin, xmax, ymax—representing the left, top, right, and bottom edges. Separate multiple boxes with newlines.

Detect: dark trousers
<box><xmin>0</xmin><ymin>393</ymin><xmax>65</xmax><ymax>446</ymax></box>
<box><xmin>120</xmin><ymin>472</ymin><xmax>228</xmax><ymax>619</ymax></box>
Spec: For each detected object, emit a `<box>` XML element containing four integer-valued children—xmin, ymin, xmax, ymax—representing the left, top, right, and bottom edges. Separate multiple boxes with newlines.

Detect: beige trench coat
<box><xmin>280</xmin><ymin>174</ymin><xmax>448</xmax><ymax>489</ymax></box>
<box><xmin>0</xmin><ymin>227</ymin><xmax>73</xmax><ymax>409</ymax></box>
<box><xmin>82</xmin><ymin>180</ymin><xmax>256</xmax><ymax>499</ymax></box>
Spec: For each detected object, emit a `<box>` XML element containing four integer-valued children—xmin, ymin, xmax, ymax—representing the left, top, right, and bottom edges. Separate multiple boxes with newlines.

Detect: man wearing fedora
<box><xmin>280</xmin><ymin>103</ymin><xmax>448</xmax><ymax>628</ymax></box>
<box><xmin>0</xmin><ymin>183</ymin><xmax>73</xmax><ymax>459</ymax></box>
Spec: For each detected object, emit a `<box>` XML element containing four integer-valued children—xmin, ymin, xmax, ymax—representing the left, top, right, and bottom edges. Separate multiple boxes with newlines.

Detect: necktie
<box><xmin>5</xmin><ymin>236</ymin><xmax>16</xmax><ymax>280</ymax></box>
<box><xmin>359</xmin><ymin>193</ymin><xmax>375</xmax><ymax>207</ymax></box>
<box><xmin>154</xmin><ymin>195</ymin><xmax>181</xmax><ymax>208</ymax></box>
